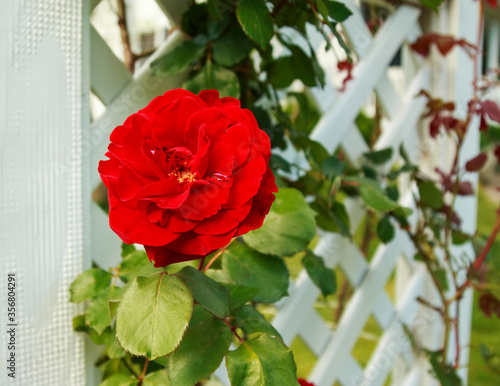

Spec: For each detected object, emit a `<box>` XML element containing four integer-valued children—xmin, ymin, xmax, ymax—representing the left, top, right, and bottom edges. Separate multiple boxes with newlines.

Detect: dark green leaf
<box><xmin>115</xmin><ymin>273</ymin><xmax>193</xmax><ymax>360</ymax></box>
<box><xmin>451</xmin><ymin>230</ymin><xmax>471</xmax><ymax>245</ymax></box>
<box><xmin>270</xmin><ymin>154</ymin><xmax>291</xmax><ymax>173</ymax></box>
<box><xmin>427</xmin><ymin>350</ymin><xmax>462</xmax><ymax>385</ymax></box>
<box><xmin>289</xmin><ymin>93</ymin><xmax>321</xmax><ymax>134</ymax></box>
<box><xmin>302</xmin><ymin>251</ymin><xmax>337</xmax><ymax>297</ymax></box>
<box><xmin>183</xmin><ymin>61</ymin><xmax>240</xmax><ymax>99</ymax></box>
<box><xmin>290</xmin><ymin>45</ymin><xmax>316</xmax><ymax>87</ymax></box>
<box><xmin>331</xmin><ymin>201</ymin><xmax>351</xmax><ymax>238</ymax></box>
<box><xmin>363</xmin><ymin>148</ymin><xmax>393</xmax><ymax>164</ymax></box>
<box><xmin>385</xmin><ymin>185</ymin><xmax>399</xmax><ymax>202</ymax></box>
<box><xmin>222</xmin><ymin>243</ymin><xmax>289</xmax><ymax>303</ymax></box>
<box><xmin>166</xmin><ymin>307</ymin><xmax>232</xmax><ymax>385</ymax></box>
<box><xmin>267</xmin><ymin>56</ymin><xmax>295</xmax><ymax>88</ymax></box>
<box><xmin>236</xmin><ymin>0</ymin><xmax>274</xmax><ymax>49</ymax></box>
<box><xmin>213</xmin><ymin>22</ymin><xmax>254</xmax><ymax>66</ymax></box>
<box><xmin>360</xmin><ymin>185</ymin><xmax>399</xmax><ymax>213</ymax></box>
<box><xmin>377</xmin><ymin>216</ymin><xmax>395</xmax><ymax>244</ymax></box>
<box><xmin>227</xmin><ymin>285</ymin><xmax>260</xmax><ymax>311</ymax></box>
<box><xmin>226</xmin><ymin>334</ymin><xmax>299</xmax><ymax>385</ymax></box>
<box><xmin>69</xmin><ymin>268</ymin><xmax>112</xmax><ymax>303</ymax></box>
<box><xmin>243</xmin><ymin>188</ymin><xmax>317</xmax><ymax>256</ymax></box>
<box><xmin>151</xmin><ymin>39</ymin><xmax>206</xmax><ymax>76</ymax></box>
<box><xmin>176</xmin><ymin>266</ymin><xmax>230</xmax><ymax>318</ymax></box>
<box><xmin>234</xmin><ymin>305</ymin><xmax>282</xmax><ymax>338</ymax></box>
<box><xmin>418</xmin><ymin>0</ymin><xmax>444</xmax><ymax>12</ymax></box>
<box><xmin>321</xmin><ymin>156</ymin><xmax>345</xmax><ymax>180</ymax></box>
<box><xmin>417</xmin><ymin>180</ymin><xmax>443</xmax><ymax>210</ymax></box>
<box><xmin>326</xmin><ymin>0</ymin><xmax>352</xmax><ymax>22</ymax></box>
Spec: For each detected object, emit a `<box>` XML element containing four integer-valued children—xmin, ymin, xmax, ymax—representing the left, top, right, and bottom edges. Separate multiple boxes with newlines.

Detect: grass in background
<box><xmin>468</xmin><ymin>185</ymin><xmax>500</xmax><ymax>384</ymax></box>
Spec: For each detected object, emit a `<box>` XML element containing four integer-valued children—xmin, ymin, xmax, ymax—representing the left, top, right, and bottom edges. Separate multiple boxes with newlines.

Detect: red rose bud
<box><xmin>99</xmin><ymin>89</ymin><xmax>277</xmax><ymax>267</ymax></box>
<box><xmin>298</xmin><ymin>379</ymin><xmax>315</xmax><ymax>386</ymax></box>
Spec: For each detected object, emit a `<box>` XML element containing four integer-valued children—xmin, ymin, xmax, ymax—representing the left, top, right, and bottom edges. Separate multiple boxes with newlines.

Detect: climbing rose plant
<box><xmin>70</xmin><ymin>0</ymin><xmax>500</xmax><ymax>385</ymax></box>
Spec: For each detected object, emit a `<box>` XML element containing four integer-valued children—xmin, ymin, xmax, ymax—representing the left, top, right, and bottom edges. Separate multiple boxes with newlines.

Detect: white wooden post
<box><xmin>0</xmin><ymin>0</ymin><xmax>87</xmax><ymax>385</ymax></box>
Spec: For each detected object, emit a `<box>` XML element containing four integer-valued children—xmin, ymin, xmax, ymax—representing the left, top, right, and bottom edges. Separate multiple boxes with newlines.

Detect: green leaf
<box><xmin>115</xmin><ymin>273</ymin><xmax>193</xmax><ymax>360</ymax></box>
<box><xmin>434</xmin><ymin>268</ymin><xmax>449</xmax><ymax>292</ymax></box>
<box><xmin>183</xmin><ymin>61</ymin><xmax>240</xmax><ymax>99</ymax></box>
<box><xmin>363</xmin><ymin>148</ymin><xmax>393</xmax><ymax>164</ymax></box>
<box><xmin>417</xmin><ymin>180</ymin><xmax>443</xmax><ymax>210</ymax></box>
<box><xmin>69</xmin><ymin>268</ymin><xmax>113</xmax><ymax>303</ymax></box>
<box><xmin>121</xmin><ymin>243</ymin><xmax>136</xmax><ymax>257</ymax></box>
<box><xmin>427</xmin><ymin>350</ymin><xmax>462</xmax><ymax>385</ymax></box>
<box><xmin>143</xmin><ymin>370</ymin><xmax>170</xmax><ymax>386</ymax></box>
<box><xmin>243</xmin><ymin>188</ymin><xmax>317</xmax><ymax>256</ymax></box>
<box><xmin>321</xmin><ymin>156</ymin><xmax>345</xmax><ymax>180</ymax></box>
<box><xmin>267</xmin><ymin>56</ymin><xmax>295</xmax><ymax>89</ymax></box>
<box><xmin>99</xmin><ymin>374</ymin><xmax>137</xmax><ymax>386</ymax></box>
<box><xmin>104</xmin><ymin>329</ymin><xmax>126</xmax><ymax>359</ymax></box>
<box><xmin>213</xmin><ymin>22</ymin><xmax>254</xmax><ymax>66</ymax></box>
<box><xmin>385</xmin><ymin>185</ymin><xmax>399</xmax><ymax>202</ymax></box>
<box><xmin>302</xmin><ymin>251</ymin><xmax>337</xmax><ymax>297</ymax></box>
<box><xmin>227</xmin><ymin>284</ymin><xmax>260</xmax><ymax>311</ymax></box>
<box><xmin>360</xmin><ymin>185</ymin><xmax>399</xmax><ymax>213</ymax></box>
<box><xmin>234</xmin><ymin>305</ymin><xmax>282</xmax><ymax>339</ymax></box>
<box><xmin>226</xmin><ymin>334</ymin><xmax>299</xmax><ymax>385</ymax></box>
<box><xmin>290</xmin><ymin>46</ymin><xmax>316</xmax><ymax>87</ymax></box>
<box><xmin>314</xmin><ymin>0</ymin><xmax>330</xmax><ymax>22</ymax></box>
<box><xmin>118</xmin><ymin>250</ymin><xmax>161</xmax><ymax>283</ymax></box>
<box><xmin>377</xmin><ymin>216</ymin><xmax>395</xmax><ymax>244</ymax></box>
<box><xmin>451</xmin><ymin>229</ymin><xmax>471</xmax><ymax>245</ymax></box>
<box><xmin>418</xmin><ymin>0</ymin><xmax>444</xmax><ymax>12</ymax></box>
<box><xmin>236</xmin><ymin>0</ymin><xmax>274</xmax><ymax>49</ymax></box>
<box><xmin>151</xmin><ymin>38</ymin><xmax>206</xmax><ymax>75</ymax></box>
<box><xmin>166</xmin><ymin>307</ymin><xmax>232</xmax><ymax>385</ymax></box>
<box><xmin>176</xmin><ymin>266</ymin><xmax>230</xmax><ymax>318</ymax></box>
<box><xmin>330</xmin><ymin>201</ymin><xmax>351</xmax><ymax>238</ymax></box>
<box><xmin>326</xmin><ymin>0</ymin><xmax>352</xmax><ymax>22</ymax></box>
<box><xmin>86</xmin><ymin>293</ymin><xmax>113</xmax><ymax>335</ymax></box>
<box><xmin>222</xmin><ymin>243</ymin><xmax>289</xmax><ymax>303</ymax></box>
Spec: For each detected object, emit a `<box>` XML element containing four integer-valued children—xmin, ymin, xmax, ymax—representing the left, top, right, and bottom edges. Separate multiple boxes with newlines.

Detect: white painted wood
<box><xmin>487</xmin><ymin>21</ymin><xmax>500</xmax><ymax>71</ymax></box>
<box><xmin>0</xmin><ymin>0</ymin><xmax>87</xmax><ymax>385</ymax></box>
<box><xmin>310</xmin><ymin>6</ymin><xmax>421</xmax><ymax>153</ymax></box>
<box><xmin>90</xmin><ymin>26</ymin><xmax>132</xmax><ymax>106</ymax></box>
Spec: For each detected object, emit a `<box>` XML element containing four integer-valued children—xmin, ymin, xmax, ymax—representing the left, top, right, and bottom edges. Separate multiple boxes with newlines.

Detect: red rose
<box><xmin>298</xmin><ymin>379</ymin><xmax>315</xmax><ymax>386</ymax></box>
<box><xmin>99</xmin><ymin>89</ymin><xmax>277</xmax><ymax>267</ymax></box>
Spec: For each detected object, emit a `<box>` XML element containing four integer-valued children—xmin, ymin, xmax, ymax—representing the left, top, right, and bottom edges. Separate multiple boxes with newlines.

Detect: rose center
<box><xmin>165</xmin><ymin>149</ymin><xmax>197</xmax><ymax>185</ymax></box>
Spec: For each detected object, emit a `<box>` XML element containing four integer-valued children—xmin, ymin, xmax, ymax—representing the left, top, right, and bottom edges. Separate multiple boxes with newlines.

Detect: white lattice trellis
<box><xmin>84</xmin><ymin>1</ymin><xmax>481</xmax><ymax>385</ymax></box>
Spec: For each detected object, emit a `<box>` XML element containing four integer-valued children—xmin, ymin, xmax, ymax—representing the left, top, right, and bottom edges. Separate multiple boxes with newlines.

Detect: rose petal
<box><xmin>224</xmin><ymin>144</ymin><xmax>266</xmax><ymax>208</ymax></box>
<box><xmin>140</xmin><ymin>89</ymin><xmax>205</xmax><ymax>115</ymax></box>
<box><xmin>151</xmin><ymin>96</ymin><xmax>203</xmax><ymax>147</ymax></box>
<box><xmin>167</xmin><ymin>228</ymin><xmax>237</xmax><ymax>255</ymax></box>
<box><xmin>145</xmin><ymin>245</ymin><xmax>203</xmax><ymax>267</ymax></box>
<box><xmin>108</xmin><ymin>195</ymin><xmax>180</xmax><ymax>246</ymax></box>
<box><xmin>193</xmin><ymin>200</ymin><xmax>252</xmax><ymax>235</ymax></box>
<box><xmin>235</xmin><ymin>167</ymin><xmax>277</xmax><ymax>236</ymax></box>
